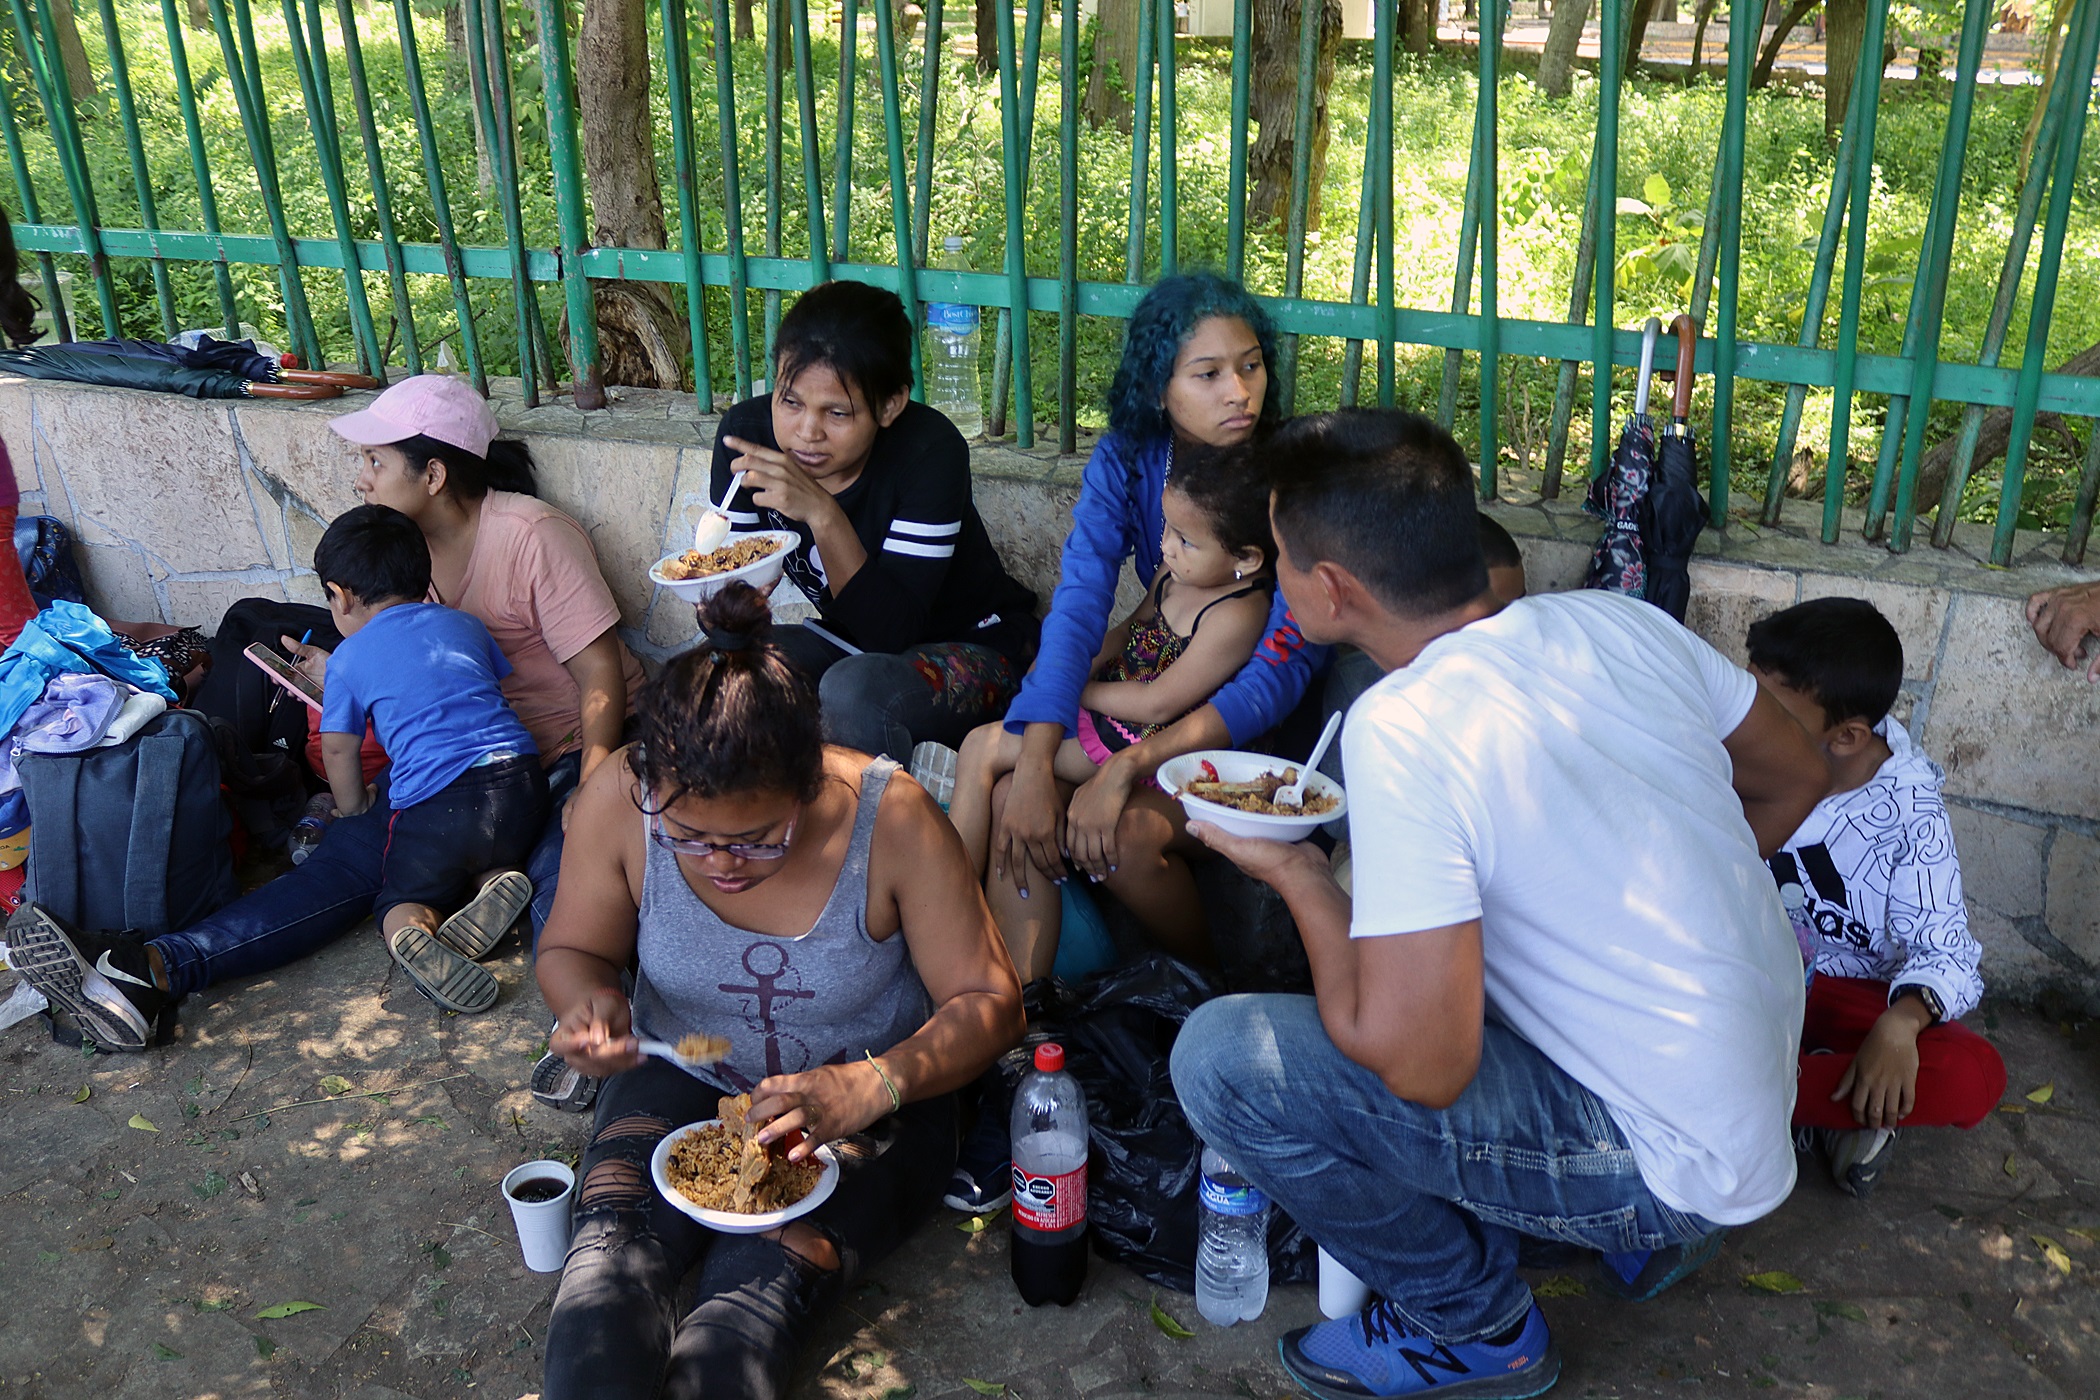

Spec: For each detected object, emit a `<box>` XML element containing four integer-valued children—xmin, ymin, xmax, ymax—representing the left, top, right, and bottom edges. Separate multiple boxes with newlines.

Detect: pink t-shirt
<box><xmin>442</xmin><ymin>491</ymin><xmax>643</xmax><ymax>763</ymax></box>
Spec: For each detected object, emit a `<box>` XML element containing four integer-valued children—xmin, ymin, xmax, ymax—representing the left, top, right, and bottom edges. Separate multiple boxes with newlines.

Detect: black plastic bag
<box><xmin>1025</xmin><ymin>957</ymin><xmax>1317</xmax><ymax>1293</ymax></box>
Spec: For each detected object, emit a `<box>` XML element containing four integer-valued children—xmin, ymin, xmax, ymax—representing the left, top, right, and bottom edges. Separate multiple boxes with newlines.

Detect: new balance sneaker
<box><xmin>1595</xmin><ymin>1227</ymin><xmax>1728</xmax><ymax>1302</ymax></box>
<box><xmin>531</xmin><ymin>1049</ymin><xmax>600</xmax><ymax>1113</ymax></box>
<box><xmin>4</xmin><ymin>904</ymin><xmax>174</xmax><ymax>1052</ymax></box>
<box><xmin>1818</xmin><ymin>1127</ymin><xmax>1898</xmax><ymax>1199</ymax></box>
<box><xmin>909</xmin><ymin>741</ymin><xmax>960</xmax><ymax>812</ymax></box>
<box><xmin>943</xmin><ymin>1072</ymin><xmax>1013</xmax><ymax>1214</ymax></box>
<box><xmin>1279</xmin><ymin>1300</ymin><xmax>1559</xmax><ymax>1399</ymax></box>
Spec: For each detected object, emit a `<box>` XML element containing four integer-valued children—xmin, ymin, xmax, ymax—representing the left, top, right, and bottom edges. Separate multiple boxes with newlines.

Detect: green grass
<box><xmin>14</xmin><ymin>12</ymin><xmax>2099</xmax><ymax>524</ymax></box>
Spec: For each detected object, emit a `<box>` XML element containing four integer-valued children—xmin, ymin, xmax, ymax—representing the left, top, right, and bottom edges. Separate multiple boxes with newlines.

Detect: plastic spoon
<box><xmin>693</xmin><ymin>469</ymin><xmax>748</xmax><ymax>553</ymax></box>
<box><xmin>1273</xmin><ymin>710</ymin><xmax>1343</xmax><ymax>809</ymax></box>
<box><xmin>636</xmin><ymin>1035</ymin><xmax>729</xmax><ymax>1071</ymax></box>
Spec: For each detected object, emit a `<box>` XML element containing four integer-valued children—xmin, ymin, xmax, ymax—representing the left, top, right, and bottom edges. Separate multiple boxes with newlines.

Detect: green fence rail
<box><xmin>3</xmin><ymin>0</ymin><xmax>2100</xmax><ymax>566</ymax></box>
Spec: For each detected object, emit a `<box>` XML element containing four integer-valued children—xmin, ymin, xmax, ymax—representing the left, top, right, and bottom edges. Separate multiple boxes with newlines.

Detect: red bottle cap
<box><xmin>1033</xmin><ymin>1042</ymin><xmax>1065</xmax><ymax>1073</ymax></box>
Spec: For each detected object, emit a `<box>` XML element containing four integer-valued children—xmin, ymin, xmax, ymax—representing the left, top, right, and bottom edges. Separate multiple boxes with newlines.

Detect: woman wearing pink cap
<box><xmin>10</xmin><ymin>376</ymin><xmax>644</xmax><ymax>1043</ymax></box>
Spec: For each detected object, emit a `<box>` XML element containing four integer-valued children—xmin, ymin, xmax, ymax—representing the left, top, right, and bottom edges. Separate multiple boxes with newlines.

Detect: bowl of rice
<box><xmin>1157</xmin><ymin>748</ymin><xmax>1347</xmax><ymax>842</ymax></box>
<box><xmin>649</xmin><ymin>529</ymin><xmax>800</xmax><ymax>604</ymax></box>
<box><xmin>650</xmin><ymin>1116</ymin><xmax>840</xmax><ymax>1233</ymax></box>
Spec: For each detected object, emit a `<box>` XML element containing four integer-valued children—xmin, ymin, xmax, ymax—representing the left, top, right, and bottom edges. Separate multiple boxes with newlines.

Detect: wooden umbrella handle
<box><xmin>1670</xmin><ymin>314</ymin><xmax>1699</xmax><ymax>420</ymax></box>
<box><xmin>277</xmin><ymin>368</ymin><xmax>381</xmax><ymax>389</ymax></box>
<box><xmin>244</xmin><ymin>380</ymin><xmax>345</xmax><ymax>400</ymax></box>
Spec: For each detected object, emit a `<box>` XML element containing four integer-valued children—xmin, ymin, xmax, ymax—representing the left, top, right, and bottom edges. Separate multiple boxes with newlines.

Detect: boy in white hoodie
<box><xmin>1747</xmin><ymin>598</ymin><xmax>2006</xmax><ymax>1199</ymax></box>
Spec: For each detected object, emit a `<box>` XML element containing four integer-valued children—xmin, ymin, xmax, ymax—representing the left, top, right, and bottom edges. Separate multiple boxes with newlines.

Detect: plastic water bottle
<box><xmin>288</xmin><ymin>794</ymin><xmax>337</xmax><ymax>865</ymax></box>
<box><xmin>1010</xmin><ymin>1041</ymin><xmax>1088</xmax><ymax>1306</ymax></box>
<box><xmin>924</xmin><ymin>236</ymin><xmax>983</xmax><ymax>439</ymax></box>
<box><xmin>1196</xmin><ymin>1143</ymin><xmax>1271</xmax><ymax>1326</ymax></box>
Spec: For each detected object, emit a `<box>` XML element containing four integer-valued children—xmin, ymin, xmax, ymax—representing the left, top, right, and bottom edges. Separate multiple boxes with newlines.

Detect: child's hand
<box><xmin>1833</xmin><ymin>1002</ymin><xmax>1928</xmax><ymax>1129</ymax></box>
<box><xmin>279</xmin><ymin>633</ymin><xmax>330</xmax><ymax>685</ymax></box>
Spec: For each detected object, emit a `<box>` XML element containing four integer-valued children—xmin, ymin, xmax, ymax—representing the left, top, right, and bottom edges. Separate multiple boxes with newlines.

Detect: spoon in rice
<box><xmin>1272</xmin><ymin>710</ymin><xmax>1343</xmax><ymax>809</ymax></box>
<box><xmin>692</xmin><ymin>469</ymin><xmax>748</xmax><ymax>554</ymax></box>
<box><xmin>637</xmin><ymin>1033</ymin><xmax>731</xmax><ymax>1070</ymax></box>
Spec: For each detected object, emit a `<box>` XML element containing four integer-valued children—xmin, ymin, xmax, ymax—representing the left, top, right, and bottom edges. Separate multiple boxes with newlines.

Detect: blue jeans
<box><xmin>1171</xmin><ymin>995</ymin><xmax>1716</xmax><ymax>1344</ymax></box>
<box><xmin>526</xmin><ymin>748</ymin><xmax>587</xmax><ymax>946</ymax></box>
<box><xmin>153</xmin><ymin>772</ymin><xmax>397</xmax><ymax>999</ymax></box>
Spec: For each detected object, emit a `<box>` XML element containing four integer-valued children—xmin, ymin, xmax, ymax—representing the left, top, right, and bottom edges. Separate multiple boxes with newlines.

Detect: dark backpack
<box><xmin>13</xmin><ymin>515</ymin><xmax>87</xmax><ymax>610</ymax></box>
<box><xmin>19</xmin><ymin>707</ymin><xmax>239</xmax><ymax>937</ymax></box>
<box><xmin>188</xmin><ymin>596</ymin><xmax>338</xmax><ymax>766</ymax></box>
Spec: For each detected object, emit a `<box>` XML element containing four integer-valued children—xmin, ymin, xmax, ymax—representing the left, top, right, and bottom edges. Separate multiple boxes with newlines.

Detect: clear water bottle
<box><xmin>924</xmin><ymin>236</ymin><xmax>983</xmax><ymax>440</ymax></box>
<box><xmin>1010</xmin><ymin>1041</ymin><xmax>1088</xmax><ymax>1306</ymax></box>
<box><xmin>288</xmin><ymin>794</ymin><xmax>337</xmax><ymax>865</ymax></box>
<box><xmin>1196</xmin><ymin>1143</ymin><xmax>1271</xmax><ymax>1326</ymax></box>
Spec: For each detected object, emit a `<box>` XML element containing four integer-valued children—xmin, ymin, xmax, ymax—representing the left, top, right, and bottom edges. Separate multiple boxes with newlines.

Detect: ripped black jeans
<box><xmin>542</xmin><ymin>1057</ymin><xmax>956</xmax><ymax>1400</ymax></box>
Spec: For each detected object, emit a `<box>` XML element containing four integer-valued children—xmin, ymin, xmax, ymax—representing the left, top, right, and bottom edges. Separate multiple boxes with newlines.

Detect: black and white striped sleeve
<box><xmin>823</xmin><ymin>432</ymin><xmax>972</xmax><ymax>652</ymax></box>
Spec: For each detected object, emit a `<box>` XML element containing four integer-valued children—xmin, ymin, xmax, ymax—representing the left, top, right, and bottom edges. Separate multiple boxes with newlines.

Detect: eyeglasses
<box><xmin>649</xmin><ymin>810</ymin><xmax>797</xmax><ymax>862</ymax></box>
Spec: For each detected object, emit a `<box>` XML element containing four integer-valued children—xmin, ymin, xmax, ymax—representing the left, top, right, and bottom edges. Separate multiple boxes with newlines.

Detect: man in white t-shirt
<box><xmin>1169</xmin><ymin>410</ymin><xmax>1826</xmax><ymax>1400</ymax></box>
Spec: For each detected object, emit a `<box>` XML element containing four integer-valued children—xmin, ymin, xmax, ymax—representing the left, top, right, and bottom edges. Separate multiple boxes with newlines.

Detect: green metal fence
<box><xmin>3</xmin><ymin>0</ymin><xmax>2100</xmax><ymax>566</ymax></box>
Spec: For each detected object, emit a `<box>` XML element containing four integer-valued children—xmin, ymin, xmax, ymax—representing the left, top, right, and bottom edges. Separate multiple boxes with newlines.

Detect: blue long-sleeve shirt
<box><xmin>1003</xmin><ymin>431</ymin><xmax>1330</xmax><ymax>746</ymax></box>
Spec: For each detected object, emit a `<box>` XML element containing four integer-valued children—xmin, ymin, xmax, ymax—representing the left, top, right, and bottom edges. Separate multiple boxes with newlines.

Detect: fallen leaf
<box><xmin>318</xmin><ymin>1075</ymin><xmax>354</xmax><ymax>1096</ymax></box>
<box><xmin>127</xmin><ymin>1114</ymin><xmax>158</xmax><ymax>1132</ymax></box>
<box><xmin>253</xmin><ymin>1301</ymin><xmax>325</xmax><ymax>1319</ymax></box>
<box><xmin>192</xmin><ymin>1299</ymin><xmax>234</xmax><ymax>1313</ymax></box>
<box><xmin>1150</xmin><ymin>1296</ymin><xmax>1196</xmax><ymax>1339</ymax></box>
<box><xmin>2026</xmin><ymin>1084</ymin><xmax>2055</xmax><ymax>1105</ymax></box>
<box><xmin>1933</xmin><ymin>1204</ymin><xmax>1964</xmax><ymax>1220</ymax></box>
<box><xmin>955</xmin><ymin>1214</ymin><xmax>988</xmax><ymax>1234</ymax></box>
<box><xmin>2032</xmin><ymin>1236</ymin><xmax>2072</xmax><ymax>1275</ymax></box>
<box><xmin>1815</xmin><ymin>1300</ymin><xmax>1868</xmax><ymax>1323</ymax></box>
<box><xmin>2065</xmin><ymin>1226</ymin><xmax>2100</xmax><ymax>1244</ymax></box>
<box><xmin>255</xmin><ymin>1336</ymin><xmax>276</xmax><ymax>1360</ymax></box>
<box><xmin>1533</xmin><ymin>1274</ymin><xmax>1588</xmax><ymax>1298</ymax></box>
<box><xmin>1744</xmin><ymin>1271</ymin><xmax>1806</xmax><ymax>1294</ymax></box>
<box><xmin>72</xmin><ymin>1085</ymin><xmax>89</xmax><ymax>1103</ymax></box>
<box><xmin>150</xmin><ymin>1343</ymin><xmax>182</xmax><ymax>1360</ymax></box>
<box><xmin>1998</xmin><ymin>1104</ymin><xmax>2027</xmax><ymax>1114</ymax></box>
<box><xmin>2005</xmin><ymin>1154</ymin><xmax>2019</xmax><ymax>1178</ymax></box>
<box><xmin>238</xmin><ymin>1171</ymin><xmax>262</xmax><ymax>1198</ymax></box>
<box><xmin>962</xmin><ymin>1381</ymin><xmax>1006</xmax><ymax>1396</ymax></box>
<box><xmin>192</xmin><ymin>1171</ymin><xmax>227</xmax><ymax>1200</ymax></box>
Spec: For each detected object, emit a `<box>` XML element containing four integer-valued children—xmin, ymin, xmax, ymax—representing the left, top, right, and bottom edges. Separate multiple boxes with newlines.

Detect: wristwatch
<box><xmin>1892</xmin><ymin>983</ymin><xmax>1944</xmax><ymax>1025</ymax></box>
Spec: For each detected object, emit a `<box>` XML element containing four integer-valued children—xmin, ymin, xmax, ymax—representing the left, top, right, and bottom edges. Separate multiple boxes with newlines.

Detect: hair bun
<box><xmin>696</xmin><ymin>582</ymin><xmax>774</xmax><ymax>654</ymax></box>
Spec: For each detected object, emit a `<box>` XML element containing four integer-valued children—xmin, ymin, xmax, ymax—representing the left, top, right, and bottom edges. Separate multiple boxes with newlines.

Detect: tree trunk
<box><xmin>575</xmin><ymin>0</ymin><xmax>686</xmax><ymax>389</ymax></box>
<box><xmin>1249</xmin><ymin>0</ymin><xmax>1343</xmax><ymax>231</ymax></box>
<box><xmin>1752</xmin><ymin>0</ymin><xmax>1818</xmax><ymax>89</ymax></box>
<box><xmin>186</xmin><ymin>0</ymin><xmax>210</xmax><ymax>30</ymax></box>
<box><xmin>1537</xmin><ymin>0</ymin><xmax>1590</xmax><ymax>98</ymax></box>
<box><xmin>1085</xmin><ymin>0</ymin><xmax>1142</xmax><ymax>129</ymax></box>
<box><xmin>1622</xmin><ymin>0</ymin><xmax>1658</xmax><ymax>67</ymax></box>
<box><xmin>1401</xmin><ymin>0</ymin><xmax>1432</xmax><ymax>54</ymax></box>
<box><xmin>47</xmin><ymin>0</ymin><xmax>95</xmax><ymax>99</ymax></box>
<box><xmin>1686</xmin><ymin>0</ymin><xmax>1718</xmax><ymax>77</ymax></box>
<box><xmin>1914</xmin><ymin>341</ymin><xmax>2100</xmax><ymax>514</ymax></box>
<box><xmin>1823</xmin><ymin>0</ymin><xmax>1864</xmax><ymax>137</ymax></box>
<box><xmin>2022</xmin><ymin>0</ymin><xmax>2072</xmax><ymax>171</ymax></box>
<box><xmin>736</xmin><ymin>0</ymin><xmax>755</xmax><ymax>39</ymax></box>
<box><xmin>974</xmin><ymin>0</ymin><xmax>998</xmax><ymax>75</ymax></box>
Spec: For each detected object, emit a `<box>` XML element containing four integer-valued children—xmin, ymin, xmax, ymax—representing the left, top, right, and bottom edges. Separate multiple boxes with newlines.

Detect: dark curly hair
<box><xmin>629</xmin><ymin>583</ymin><xmax>825</xmax><ymax>810</ymax></box>
<box><xmin>1106</xmin><ymin>272</ymin><xmax>1282</xmax><ymax>443</ymax></box>
<box><xmin>1168</xmin><ymin>440</ymin><xmax>1274</xmax><ymax>571</ymax></box>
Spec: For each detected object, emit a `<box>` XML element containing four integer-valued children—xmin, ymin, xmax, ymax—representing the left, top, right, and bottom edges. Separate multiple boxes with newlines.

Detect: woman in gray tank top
<box><xmin>535</xmin><ymin>584</ymin><xmax>1025</xmax><ymax>1400</ymax></box>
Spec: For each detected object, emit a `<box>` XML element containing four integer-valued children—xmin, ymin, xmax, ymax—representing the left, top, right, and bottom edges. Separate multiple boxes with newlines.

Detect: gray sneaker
<box><xmin>1819</xmin><ymin>1127</ymin><xmax>1899</xmax><ymax>1199</ymax></box>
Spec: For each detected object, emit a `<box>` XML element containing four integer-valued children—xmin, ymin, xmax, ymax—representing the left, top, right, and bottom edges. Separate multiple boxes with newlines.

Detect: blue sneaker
<box><xmin>1595</xmin><ymin>1228</ymin><xmax>1728</xmax><ymax>1302</ymax></box>
<box><xmin>1279</xmin><ymin>1300</ymin><xmax>1559</xmax><ymax>1399</ymax></box>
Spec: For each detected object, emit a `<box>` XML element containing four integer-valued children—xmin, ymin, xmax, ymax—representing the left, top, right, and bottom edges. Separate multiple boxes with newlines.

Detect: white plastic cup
<box><xmin>1317</xmin><ymin>1246</ymin><xmax>1372</xmax><ymax>1319</ymax></box>
<box><xmin>501</xmin><ymin>1160</ymin><xmax>577</xmax><ymax>1273</ymax></box>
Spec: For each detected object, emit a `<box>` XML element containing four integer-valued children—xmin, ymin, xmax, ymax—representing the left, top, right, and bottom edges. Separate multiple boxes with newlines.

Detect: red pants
<box><xmin>0</xmin><ymin>505</ymin><xmax>35</xmax><ymax>649</ymax></box>
<box><xmin>1793</xmin><ymin>974</ymin><xmax>2006</xmax><ymax>1130</ymax></box>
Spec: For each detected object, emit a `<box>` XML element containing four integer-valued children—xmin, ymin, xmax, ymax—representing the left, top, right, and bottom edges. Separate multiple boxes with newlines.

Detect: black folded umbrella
<box><xmin>1643</xmin><ymin>316</ymin><xmax>1708</xmax><ymax>623</ymax></box>
<box><xmin>1584</xmin><ymin>319</ymin><xmax>1663</xmax><ymax>599</ymax></box>
<box><xmin>0</xmin><ymin>335</ymin><xmax>278</xmax><ymax>398</ymax></box>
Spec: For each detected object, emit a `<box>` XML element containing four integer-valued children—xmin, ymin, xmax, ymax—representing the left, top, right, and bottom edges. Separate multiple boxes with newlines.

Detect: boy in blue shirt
<box><xmin>314</xmin><ymin>505</ymin><xmax>549</xmax><ymax>1013</ymax></box>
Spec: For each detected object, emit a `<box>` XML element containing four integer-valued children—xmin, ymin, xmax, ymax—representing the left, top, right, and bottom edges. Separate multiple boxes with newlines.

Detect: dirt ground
<box><xmin>2</xmin><ymin>919</ymin><xmax>2096</xmax><ymax>1400</ymax></box>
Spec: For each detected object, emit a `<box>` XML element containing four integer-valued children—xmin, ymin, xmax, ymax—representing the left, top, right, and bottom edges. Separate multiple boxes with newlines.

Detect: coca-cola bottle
<box><xmin>1009</xmin><ymin>1042</ymin><xmax>1088</xmax><ymax>1306</ymax></box>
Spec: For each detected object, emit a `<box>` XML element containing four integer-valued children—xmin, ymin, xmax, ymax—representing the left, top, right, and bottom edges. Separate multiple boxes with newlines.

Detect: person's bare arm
<box><xmin>1189</xmin><ymin>824</ymin><xmax>1484</xmax><ymax>1107</ymax></box>
<box><xmin>754</xmin><ymin>778</ymin><xmax>1026</xmax><ymax>1157</ymax></box>
<box><xmin>560</xmin><ymin>627</ymin><xmax>628</xmax><ymax>783</ymax></box>
<box><xmin>1079</xmin><ymin>593</ymin><xmax>1268</xmax><ymax>727</ymax></box>
<box><xmin>535</xmin><ymin>748</ymin><xmax>648</xmax><ymax>1078</ymax></box>
<box><xmin>1725</xmin><ymin>682</ymin><xmax>1830</xmax><ymax>858</ymax></box>
<box><xmin>319</xmin><ymin>732</ymin><xmax>369</xmax><ymax>817</ymax></box>
<box><xmin>2027</xmin><ymin>581</ymin><xmax>2100</xmax><ymax>681</ymax></box>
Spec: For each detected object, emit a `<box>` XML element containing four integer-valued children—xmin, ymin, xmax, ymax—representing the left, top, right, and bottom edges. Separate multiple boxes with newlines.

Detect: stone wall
<box><xmin>6</xmin><ymin>373</ymin><xmax>2097</xmax><ymax>1009</ymax></box>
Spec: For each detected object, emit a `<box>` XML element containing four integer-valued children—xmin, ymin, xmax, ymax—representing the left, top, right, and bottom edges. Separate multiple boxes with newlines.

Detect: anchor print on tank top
<box><xmin>718</xmin><ymin>941</ymin><xmax>817</xmax><ymax>1087</ymax></box>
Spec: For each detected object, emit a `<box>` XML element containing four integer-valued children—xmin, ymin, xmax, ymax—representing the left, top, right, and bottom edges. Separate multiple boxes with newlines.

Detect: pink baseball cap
<box><xmin>329</xmin><ymin>374</ymin><xmax>500</xmax><ymax>458</ymax></box>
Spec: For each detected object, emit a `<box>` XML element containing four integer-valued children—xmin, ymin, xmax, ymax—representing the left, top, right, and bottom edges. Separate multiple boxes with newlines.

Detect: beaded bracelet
<box><xmin>865</xmin><ymin>1050</ymin><xmax>902</xmax><ymax>1114</ymax></box>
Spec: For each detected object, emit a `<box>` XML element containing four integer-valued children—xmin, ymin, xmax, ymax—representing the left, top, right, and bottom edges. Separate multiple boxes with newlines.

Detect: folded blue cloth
<box><xmin>0</xmin><ymin>600</ymin><xmax>176</xmax><ymax>738</ymax></box>
<box><xmin>15</xmin><ymin>672</ymin><xmax>126</xmax><ymax>754</ymax></box>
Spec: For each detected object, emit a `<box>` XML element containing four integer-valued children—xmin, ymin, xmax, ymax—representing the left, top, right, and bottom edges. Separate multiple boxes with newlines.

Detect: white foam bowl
<box><xmin>650</xmin><ymin>1119</ymin><xmax>840</xmax><ymax>1234</ymax></box>
<box><xmin>649</xmin><ymin>529</ymin><xmax>799</xmax><ymax>605</ymax></box>
<box><xmin>1157</xmin><ymin>747</ymin><xmax>1347</xmax><ymax>842</ymax></box>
